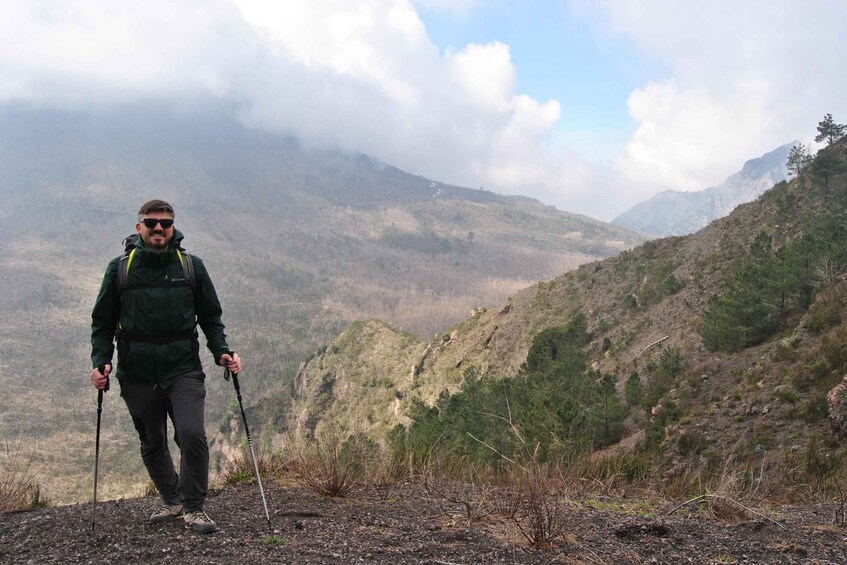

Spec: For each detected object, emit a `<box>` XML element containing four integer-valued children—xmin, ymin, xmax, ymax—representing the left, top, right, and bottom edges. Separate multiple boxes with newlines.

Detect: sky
<box><xmin>1</xmin><ymin>1</ymin><xmax>845</xmax><ymax>220</ymax></box>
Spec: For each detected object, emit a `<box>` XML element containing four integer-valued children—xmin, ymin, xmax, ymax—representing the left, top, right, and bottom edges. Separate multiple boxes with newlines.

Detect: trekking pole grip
<box><xmin>98</xmin><ymin>364</ymin><xmax>110</xmax><ymax>392</ymax></box>
<box><xmin>223</xmin><ymin>351</ymin><xmax>239</xmax><ymax>391</ymax></box>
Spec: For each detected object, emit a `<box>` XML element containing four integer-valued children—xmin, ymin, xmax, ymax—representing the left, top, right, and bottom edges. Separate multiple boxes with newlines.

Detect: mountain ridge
<box><xmin>612</xmin><ymin>143</ymin><xmax>793</xmax><ymax>236</ymax></box>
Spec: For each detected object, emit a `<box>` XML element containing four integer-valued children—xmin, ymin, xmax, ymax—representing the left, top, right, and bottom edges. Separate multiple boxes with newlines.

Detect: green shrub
<box><xmin>807</xmin><ymin>295</ymin><xmax>843</xmax><ymax>334</ymax></box>
<box><xmin>774</xmin><ymin>387</ymin><xmax>799</xmax><ymax>404</ymax></box>
<box><xmin>662</xmin><ymin>274</ymin><xmax>683</xmax><ymax>296</ymax></box>
<box><xmin>677</xmin><ymin>430</ymin><xmax>706</xmax><ymax>456</ymax></box>
<box><xmin>624</xmin><ymin>372</ymin><xmax>642</xmax><ymax>407</ymax></box>
<box><xmin>801</xmin><ymin>391</ymin><xmax>830</xmax><ymax>423</ymax></box>
<box><xmin>822</xmin><ymin>330</ymin><xmax>847</xmax><ymax>375</ymax></box>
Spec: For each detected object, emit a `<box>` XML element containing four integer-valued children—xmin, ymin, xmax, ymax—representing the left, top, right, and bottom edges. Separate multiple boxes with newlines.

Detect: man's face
<box><xmin>136</xmin><ymin>212</ymin><xmax>175</xmax><ymax>252</ymax></box>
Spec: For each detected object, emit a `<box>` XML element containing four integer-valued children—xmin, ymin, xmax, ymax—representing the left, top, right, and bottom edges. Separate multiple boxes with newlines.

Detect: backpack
<box><xmin>116</xmin><ymin>233</ymin><xmax>197</xmax><ymax>294</ymax></box>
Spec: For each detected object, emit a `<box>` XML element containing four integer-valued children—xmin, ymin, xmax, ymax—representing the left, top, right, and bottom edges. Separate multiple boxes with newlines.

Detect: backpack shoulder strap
<box><xmin>116</xmin><ymin>236</ymin><xmax>196</xmax><ymax>294</ymax></box>
<box><xmin>117</xmin><ymin>248</ymin><xmax>137</xmax><ymax>294</ymax></box>
<box><xmin>176</xmin><ymin>249</ymin><xmax>197</xmax><ymax>292</ymax></box>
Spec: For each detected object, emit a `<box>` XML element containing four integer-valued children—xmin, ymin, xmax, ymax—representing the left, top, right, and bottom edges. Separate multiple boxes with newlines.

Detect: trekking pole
<box><xmin>224</xmin><ymin>354</ymin><xmax>272</xmax><ymax>530</ymax></box>
<box><xmin>91</xmin><ymin>365</ymin><xmax>109</xmax><ymax>531</ymax></box>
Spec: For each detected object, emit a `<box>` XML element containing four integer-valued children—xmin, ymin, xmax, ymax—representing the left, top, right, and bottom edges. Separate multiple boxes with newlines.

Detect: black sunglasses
<box><xmin>142</xmin><ymin>218</ymin><xmax>174</xmax><ymax>229</ymax></box>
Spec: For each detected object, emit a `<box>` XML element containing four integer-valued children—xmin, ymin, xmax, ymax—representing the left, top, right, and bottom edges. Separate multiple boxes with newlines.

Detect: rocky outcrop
<box><xmin>827</xmin><ymin>374</ymin><xmax>847</xmax><ymax>437</ymax></box>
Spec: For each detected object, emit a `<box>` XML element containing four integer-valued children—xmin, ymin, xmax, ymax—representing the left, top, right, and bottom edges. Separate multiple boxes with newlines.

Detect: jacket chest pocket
<box><xmin>163</xmin><ymin>284</ymin><xmax>196</xmax><ymax>328</ymax></box>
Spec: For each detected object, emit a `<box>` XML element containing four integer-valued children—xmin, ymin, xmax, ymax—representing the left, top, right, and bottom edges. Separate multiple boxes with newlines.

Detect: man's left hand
<box><xmin>219</xmin><ymin>352</ymin><xmax>242</xmax><ymax>374</ymax></box>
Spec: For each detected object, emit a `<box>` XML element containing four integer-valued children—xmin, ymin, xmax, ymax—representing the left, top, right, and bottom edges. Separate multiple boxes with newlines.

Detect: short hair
<box><xmin>138</xmin><ymin>199</ymin><xmax>175</xmax><ymax>220</ymax></box>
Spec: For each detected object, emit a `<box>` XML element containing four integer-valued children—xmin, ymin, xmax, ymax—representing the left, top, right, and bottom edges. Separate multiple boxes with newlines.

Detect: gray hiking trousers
<box><xmin>120</xmin><ymin>370</ymin><xmax>209</xmax><ymax>513</ymax></box>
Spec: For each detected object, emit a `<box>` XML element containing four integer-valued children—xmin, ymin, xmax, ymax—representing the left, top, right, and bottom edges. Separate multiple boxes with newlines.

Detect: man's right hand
<box><xmin>90</xmin><ymin>364</ymin><xmax>111</xmax><ymax>390</ymax></box>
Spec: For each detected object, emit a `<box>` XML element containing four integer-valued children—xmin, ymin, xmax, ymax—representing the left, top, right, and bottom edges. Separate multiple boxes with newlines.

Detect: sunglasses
<box><xmin>141</xmin><ymin>218</ymin><xmax>174</xmax><ymax>229</ymax></box>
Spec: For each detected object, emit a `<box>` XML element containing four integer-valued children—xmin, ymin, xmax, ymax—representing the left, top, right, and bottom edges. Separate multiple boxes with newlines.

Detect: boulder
<box><xmin>826</xmin><ymin>374</ymin><xmax>847</xmax><ymax>436</ymax></box>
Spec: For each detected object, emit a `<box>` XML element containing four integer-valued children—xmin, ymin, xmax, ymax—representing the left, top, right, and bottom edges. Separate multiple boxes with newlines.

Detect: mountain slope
<box><xmin>612</xmin><ymin>143</ymin><xmax>792</xmax><ymax>236</ymax></box>
<box><xmin>281</xmin><ymin>139</ymin><xmax>847</xmax><ymax>471</ymax></box>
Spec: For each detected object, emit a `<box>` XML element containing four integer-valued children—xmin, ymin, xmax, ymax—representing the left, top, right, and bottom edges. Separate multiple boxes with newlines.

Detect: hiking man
<box><xmin>89</xmin><ymin>199</ymin><xmax>241</xmax><ymax>534</ymax></box>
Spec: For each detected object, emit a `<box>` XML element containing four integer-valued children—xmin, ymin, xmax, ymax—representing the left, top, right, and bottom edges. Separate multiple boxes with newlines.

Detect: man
<box><xmin>90</xmin><ymin>199</ymin><xmax>241</xmax><ymax>534</ymax></box>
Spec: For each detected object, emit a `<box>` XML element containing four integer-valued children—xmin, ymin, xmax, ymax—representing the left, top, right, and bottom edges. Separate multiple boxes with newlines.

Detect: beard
<box><xmin>145</xmin><ymin>231</ymin><xmax>170</xmax><ymax>251</ymax></box>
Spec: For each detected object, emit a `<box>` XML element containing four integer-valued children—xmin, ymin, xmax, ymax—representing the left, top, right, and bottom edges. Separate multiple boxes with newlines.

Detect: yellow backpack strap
<box><xmin>117</xmin><ymin>248</ymin><xmax>137</xmax><ymax>293</ymax></box>
<box><xmin>176</xmin><ymin>249</ymin><xmax>197</xmax><ymax>292</ymax></box>
<box><xmin>115</xmin><ymin>247</ymin><xmax>137</xmax><ymax>332</ymax></box>
<box><xmin>176</xmin><ymin>249</ymin><xmax>199</xmax><ymax>335</ymax></box>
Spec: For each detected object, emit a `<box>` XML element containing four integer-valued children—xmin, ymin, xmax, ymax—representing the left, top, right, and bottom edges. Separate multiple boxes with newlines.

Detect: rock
<box><xmin>826</xmin><ymin>374</ymin><xmax>847</xmax><ymax>436</ymax></box>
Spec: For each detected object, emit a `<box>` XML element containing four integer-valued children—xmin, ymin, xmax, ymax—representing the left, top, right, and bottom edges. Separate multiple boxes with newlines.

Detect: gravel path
<box><xmin>2</xmin><ymin>483</ymin><xmax>847</xmax><ymax>564</ymax></box>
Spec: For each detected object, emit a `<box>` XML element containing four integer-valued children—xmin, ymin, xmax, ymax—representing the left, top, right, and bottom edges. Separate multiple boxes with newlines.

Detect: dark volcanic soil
<box><xmin>2</xmin><ymin>483</ymin><xmax>846</xmax><ymax>564</ymax></box>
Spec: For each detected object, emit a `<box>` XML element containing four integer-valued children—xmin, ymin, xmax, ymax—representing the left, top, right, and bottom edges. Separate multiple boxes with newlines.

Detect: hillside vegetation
<box><xmin>282</xmin><ymin>135</ymin><xmax>847</xmax><ymax>493</ymax></box>
<box><xmin>0</xmin><ymin>104</ymin><xmax>643</xmax><ymax>504</ymax></box>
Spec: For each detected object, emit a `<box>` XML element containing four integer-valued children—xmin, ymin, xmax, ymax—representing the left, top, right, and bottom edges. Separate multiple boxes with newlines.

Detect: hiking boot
<box><xmin>183</xmin><ymin>511</ymin><xmax>218</xmax><ymax>534</ymax></box>
<box><xmin>149</xmin><ymin>503</ymin><xmax>183</xmax><ymax>524</ymax></box>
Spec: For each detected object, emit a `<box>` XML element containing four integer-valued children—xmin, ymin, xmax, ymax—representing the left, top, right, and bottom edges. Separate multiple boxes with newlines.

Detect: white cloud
<box><xmin>0</xmin><ymin>1</ymin><xmax>260</xmax><ymax>104</ymax></box>
<box><xmin>448</xmin><ymin>41</ymin><xmax>515</xmax><ymax>113</ymax></box>
<box><xmin>2</xmin><ymin>1</ymin><xmax>845</xmax><ymax>221</ymax></box>
<box><xmin>620</xmin><ymin>79</ymin><xmax>771</xmax><ymax>192</ymax></box>
<box><xmin>0</xmin><ymin>0</ymin><xmax>585</xmax><ymax>215</ymax></box>
<box><xmin>410</xmin><ymin>0</ymin><xmax>481</xmax><ymax>17</ymax></box>
<box><xmin>593</xmin><ymin>0</ymin><xmax>847</xmax><ymax>201</ymax></box>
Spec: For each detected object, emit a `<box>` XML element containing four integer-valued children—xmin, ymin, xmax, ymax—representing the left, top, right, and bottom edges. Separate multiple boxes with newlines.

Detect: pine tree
<box><xmin>815</xmin><ymin>113</ymin><xmax>846</xmax><ymax>146</ymax></box>
<box><xmin>624</xmin><ymin>372</ymin><xmax>642</xmax><ymax>407</ymax></box>
<box><xmin>786</xmin><ymin>143</ymin><xmax>812</xmax><ymax>177</ymax></box>
<box><xmin>811</xmin><ymin>148</ymin><xmax>847</xmax><ymax>195</ymax></box>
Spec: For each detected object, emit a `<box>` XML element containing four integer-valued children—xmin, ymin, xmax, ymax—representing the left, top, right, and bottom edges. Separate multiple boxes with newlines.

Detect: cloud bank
<box><xmin>596</xmin><ymin>0</ymin><xmax>847</xmax><ymax>200</ymax></box>
<box><xmin>1</xmin><ymin>1</ymin><xmax>845</xmax><ymax>219</ymax></box>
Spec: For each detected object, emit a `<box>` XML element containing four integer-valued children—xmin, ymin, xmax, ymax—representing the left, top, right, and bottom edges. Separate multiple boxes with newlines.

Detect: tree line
<box><xmin>703</xmin><ymin>122</ymin><xmax>847</xmax><ymax>352</ymax></box>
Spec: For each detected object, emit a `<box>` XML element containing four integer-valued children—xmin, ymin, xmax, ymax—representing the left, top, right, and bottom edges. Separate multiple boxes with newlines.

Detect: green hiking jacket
<box><xmin>90</xmin><ymin>230</ymin><xmax>230</xmax><ymax>389</ymax></box>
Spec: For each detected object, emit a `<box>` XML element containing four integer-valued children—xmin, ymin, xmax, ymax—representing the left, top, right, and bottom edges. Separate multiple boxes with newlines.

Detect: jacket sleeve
<box><xmin>192</xmin><ymin>256</ymin><xmax>230</xmax><ymax>363</ymax></box>
<box><xmin>90</xmin><ymin>259</ymin><xmax>120</xmax><ymax>369</ymax></box>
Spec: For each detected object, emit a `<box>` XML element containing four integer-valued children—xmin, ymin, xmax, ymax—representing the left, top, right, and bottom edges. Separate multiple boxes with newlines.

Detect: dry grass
<box><xmin>506</xmin><ymin>462</ymin><xmax>568</xmax><ymax>548</ymax></box>
<box><xmin>459</xmin><ymin>405</ymin><xmax>570</xmax><ymax>548</ymax></box>
<box><xmin>1</xmin><ymin>441</ymin><xmax>45</xmax><ymax>512</ymax></box>
<box><xmin>362</xmin><ymin>451</ymin><xmax>405</xmax><ymax>501</ymax></box>
<box><xmin>422</xmin><ymin>458</ymin><xmax>497</xmax><ymax>526</ymax></box>
<box><xmin>660</xmin><ymin>448</ymin><xmax>786</xmax><ymax>526</ymax></box>
<box><xmin>218</xmin><ymin>449</ymin><xmax>292</xmax><ymax>487</ymax></box>
<box><xmin>290</xmin><ymin>430</ymin><xmax>363</xmax><ymax>498</ymax></box>
<box><xmin>553</xmin><ymin>450</ymin><xmax>651</xmax><ymax>497</ymax></box>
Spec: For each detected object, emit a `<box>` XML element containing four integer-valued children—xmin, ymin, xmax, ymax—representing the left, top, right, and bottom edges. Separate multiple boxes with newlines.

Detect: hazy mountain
<box><xmin>612</xmin><ymin>143</ymin><xmax>793</xmax><ymax>236</ymax></box>
<box><xmin>0</xmin><ymin>102</ymin><xmax>644</xmax><ymax>503</ymax></box>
